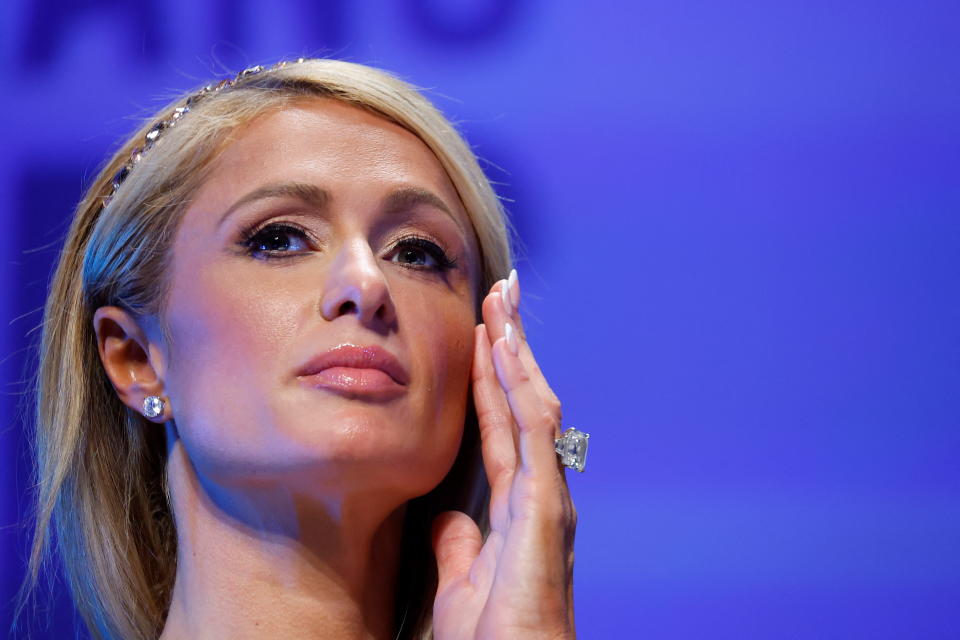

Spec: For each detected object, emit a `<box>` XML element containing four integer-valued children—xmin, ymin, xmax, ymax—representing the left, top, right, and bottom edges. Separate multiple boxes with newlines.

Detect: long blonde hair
<box><xmin>21</xmin><ymin>58</ymin><xmax>512</xmax><ymax>640</ymax></box>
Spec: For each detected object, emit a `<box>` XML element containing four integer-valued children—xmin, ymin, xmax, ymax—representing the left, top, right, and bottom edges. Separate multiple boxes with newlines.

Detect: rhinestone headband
<box><xmin>101</xmin><ymin>58</ymin><xmax>307</xmax><ymax>210</ymax></box>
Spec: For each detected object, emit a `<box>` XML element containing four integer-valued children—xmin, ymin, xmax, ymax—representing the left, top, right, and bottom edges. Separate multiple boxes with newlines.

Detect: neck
<box><xmin>159</xmin><ymin>438</ymin><xmax>406</xmax><ymax>640</ymax></box>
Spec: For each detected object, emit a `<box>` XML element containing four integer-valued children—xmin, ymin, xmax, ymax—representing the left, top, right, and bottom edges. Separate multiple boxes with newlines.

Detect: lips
<box><xmin>296</xmin><ymin>344</ymin><xmax>409</xmax><ymax>400</ymax></box>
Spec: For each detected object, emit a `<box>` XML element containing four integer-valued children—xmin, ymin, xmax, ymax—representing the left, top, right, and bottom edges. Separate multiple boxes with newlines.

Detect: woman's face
<box><xmin>159</xmin><ymin>99</ymin><xmax>480</xmax><ymax>500</ymax></box>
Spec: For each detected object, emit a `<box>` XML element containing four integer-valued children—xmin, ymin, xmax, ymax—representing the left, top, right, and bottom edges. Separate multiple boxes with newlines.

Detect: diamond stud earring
<box><xmin>142</xmin><ymin>395</ymin><xmax>165</xmax><ymax>419</ymax></box>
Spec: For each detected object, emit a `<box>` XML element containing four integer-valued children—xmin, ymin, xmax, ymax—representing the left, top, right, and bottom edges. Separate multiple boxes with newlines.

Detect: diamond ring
<box><xmin>554</xmin><ymin>428</ymin><xmax>590</xmax><ymax>472</ymax></box>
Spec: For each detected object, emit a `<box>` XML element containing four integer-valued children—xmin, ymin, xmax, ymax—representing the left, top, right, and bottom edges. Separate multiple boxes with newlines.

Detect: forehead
<box><xmin>191</xmin><ymin>98</ymin><xmax>470</xmax><ymax>227</ymax></box>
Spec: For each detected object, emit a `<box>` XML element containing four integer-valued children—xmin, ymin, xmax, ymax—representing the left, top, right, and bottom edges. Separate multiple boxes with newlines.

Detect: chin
<box><xmin>180</xmin><ymin>390</ymin><xmax>465</xmax><ymax>499</ymax></box>
<box><xmin>265</xmin><ymin>410</ymin><xmax>461</xmax><ymax>493</ymax></box>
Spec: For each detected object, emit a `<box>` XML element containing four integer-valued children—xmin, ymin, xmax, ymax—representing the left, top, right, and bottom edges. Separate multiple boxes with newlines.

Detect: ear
<box><xmin>92</xmin><ymin>305</ymin><xmax>170</xmax><ymax>423</ymax></box>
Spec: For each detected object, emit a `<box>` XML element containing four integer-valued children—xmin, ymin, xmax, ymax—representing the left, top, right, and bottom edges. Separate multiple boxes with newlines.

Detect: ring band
<box><xmin>555</xmin><ymin>427</ymin><xmax>589</xmax><ymax>472</ymax></box>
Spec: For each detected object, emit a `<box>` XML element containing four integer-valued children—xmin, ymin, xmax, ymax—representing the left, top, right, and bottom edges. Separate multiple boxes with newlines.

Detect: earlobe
<box><xmin>92</xmin><ymin>306</ymin><xmax>169</xmax><ymax>422</ymax></box>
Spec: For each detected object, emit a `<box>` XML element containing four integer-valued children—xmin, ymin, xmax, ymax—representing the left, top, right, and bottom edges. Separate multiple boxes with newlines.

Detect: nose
<box><xmin>320</xmin><ymin>239</ymin><xmax>397</xmax><ymax>330</ymax></box>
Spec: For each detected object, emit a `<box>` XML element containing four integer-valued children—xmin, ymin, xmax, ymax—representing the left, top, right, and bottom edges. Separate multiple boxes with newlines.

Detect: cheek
<box><xmin>431</xmin><ymin>313</ymin><xmax>475</xmax><ymax>406</ymax></box>
<box><xmin>408</xmin><ymin>289</ymin><xmax>477</xmax><ymax>449</ymax></box>
<box><xmin>162</xmin><ymin>265</ymin><xmax>307</xmax><ymax>477</ymax></box>
<box><xmin>167</xmin><ymin>262</ymin><xmax>303</xmax><ymax>373</ymax></box>
<box><xmin>374</xmin><ymin>292</ymin><xmax>475</xmax><ymax>497</ymax></box>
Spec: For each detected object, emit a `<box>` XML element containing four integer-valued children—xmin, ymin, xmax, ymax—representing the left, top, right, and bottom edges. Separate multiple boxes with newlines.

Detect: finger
<box><xmin>472</xmin><ymin>324</ymin><xmax>519</xmax><ymax>500</ymax></box>
<box><xmin>432</xmin><ymin>510</ymin><xmax>483</xmax><ymax>592</ymax></box>
<box><xmin>483</xmin><ymin>279</ymin><xmax>561</xmax><ymax>424</ymax></box>
<box><xmin>490</xmin><ymin>334</ymin><xmax>563</xmax><ymax>480</ymax></box>
<box><xmin>484</xmin><ymin>281</ymin><xmax>573</xmax><ymax>521</ymax></box>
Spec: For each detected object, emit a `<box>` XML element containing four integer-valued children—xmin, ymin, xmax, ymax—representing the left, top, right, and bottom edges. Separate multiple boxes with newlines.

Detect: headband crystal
<box><xmin>101</xmin><ymin>58</ymin><xmax>307</xmax><ymax>210</ymax></box>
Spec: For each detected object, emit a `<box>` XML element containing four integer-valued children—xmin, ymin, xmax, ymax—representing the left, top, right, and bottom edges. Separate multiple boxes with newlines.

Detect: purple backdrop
<box><xmin>2</xmin><ymin>1</ymin><xmax>959</xmax><ymax>638</ymax></box>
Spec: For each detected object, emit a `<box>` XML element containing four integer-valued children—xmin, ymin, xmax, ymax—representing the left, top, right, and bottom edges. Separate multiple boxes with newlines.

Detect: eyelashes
<box><xmin>240</xmin><ymin>222</ymin><xmax>312</xmax><ymax>255</ymax></box>
<box><xmin>388</xmin><ymin>235</ymin><xmax>458</xmax><ymax>271</ymax></box>
<box><xmin>238</xmin><ymin>221</ymin><xmax>458</xmax><ymax>272</ymax></box>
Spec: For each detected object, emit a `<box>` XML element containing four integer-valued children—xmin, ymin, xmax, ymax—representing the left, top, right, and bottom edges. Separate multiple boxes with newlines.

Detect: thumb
<box><xmin>432</xmin><ymin>510</ymin><xmax>481</xmax><ymax>591</ymax></box>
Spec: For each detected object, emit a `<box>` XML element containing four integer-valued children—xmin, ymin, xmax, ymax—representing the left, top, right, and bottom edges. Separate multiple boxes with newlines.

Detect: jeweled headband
<box><xmin>100</xmin><ymin>58</ymin><xmax>307</xmax><ymax>211</ymax></box>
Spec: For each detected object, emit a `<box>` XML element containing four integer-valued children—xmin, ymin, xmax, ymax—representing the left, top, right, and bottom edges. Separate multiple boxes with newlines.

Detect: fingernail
<box><xmin>500</xmin><ymin>278</ymin><xmax>512</xmax><ymax>315</ymax></box>
<box><xmin>508</xmin><ymin>268</ymin><xmax>520</xmax><ymax>311</ymax></box>
<box><xmin>504</xmin><ymin>321</ymin><xmax>519</xmax><ymax>355</ymax></box>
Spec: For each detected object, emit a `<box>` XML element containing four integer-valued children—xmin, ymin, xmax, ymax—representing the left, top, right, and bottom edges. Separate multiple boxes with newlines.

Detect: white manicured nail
<box><xmin>508</xmin><ymin>268</ymin><xmax>520</xmax><ymax>310</ymax></box>
<box><xmin>504</xmin><ymin>321</ymin><xmax>519</xmax><ymax>355</ymax></box>
<box><xmin>500</xmin><ymin>278</ymin><xmax>512</xmax><ymax>315</ymax></box>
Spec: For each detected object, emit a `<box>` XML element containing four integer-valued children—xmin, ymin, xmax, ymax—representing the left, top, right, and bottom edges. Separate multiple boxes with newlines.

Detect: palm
<box><xmin>432</xmin><ymin>279</ymin><xmax>576</xmax><ymax>640</ymax></box>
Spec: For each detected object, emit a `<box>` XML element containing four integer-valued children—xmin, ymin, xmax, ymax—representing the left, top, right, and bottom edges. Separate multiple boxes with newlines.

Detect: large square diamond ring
<box><xmin>554</xmin><ymin>427</ymin><xmax>589</xmax><ymax>473</ymax></box>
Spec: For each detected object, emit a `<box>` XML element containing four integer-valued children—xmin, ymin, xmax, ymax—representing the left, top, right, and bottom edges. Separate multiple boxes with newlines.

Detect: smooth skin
<box><xmin>92</xmin><ymin>98</ymin><xmax>575</xmax><ymax>639</ymax></box>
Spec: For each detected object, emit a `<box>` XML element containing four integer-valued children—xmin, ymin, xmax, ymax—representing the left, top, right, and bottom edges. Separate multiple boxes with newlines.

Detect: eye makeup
<box><xmin>238</xmin><ymin>220</ymin><xmax>319</xmax><ymax>260</ymax></box>
<box><xmin>236</xmin><ymin>219</ymin><xmax>459</xmax><ymax>273</ymax></box>
<box><xmin>385</xmin><ymin>234</ymin><xmax>458</xmax><ymax>271</ymax></box>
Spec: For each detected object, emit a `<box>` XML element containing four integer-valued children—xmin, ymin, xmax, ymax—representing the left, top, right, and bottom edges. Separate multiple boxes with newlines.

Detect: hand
<box><xmin>432</xmin><ymin>273</ymin><xmax>577</xmax><ymax>639</ymax></box>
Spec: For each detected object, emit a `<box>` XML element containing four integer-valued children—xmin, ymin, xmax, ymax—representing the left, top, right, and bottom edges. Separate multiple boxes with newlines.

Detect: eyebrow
<box><xmin>216</xmin><ymin>182</ymin><xmax>460</xmax><ymax>229</ymax></box>
<box><xmin>217</xmin><ymin>182</ymin><xmax>330</xmax><ymax>229</ymax></box>
<box><xmin>382</xmin><ymin>186</ymin><xmax>456</xmax><ymax>221</ymax></box>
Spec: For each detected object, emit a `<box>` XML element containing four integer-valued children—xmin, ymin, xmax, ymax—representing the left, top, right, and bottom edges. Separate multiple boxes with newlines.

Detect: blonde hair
<box><xmin>22</xmin><ymin>58</ymin><xmax>512</xmax><ymax>640</ymax></box>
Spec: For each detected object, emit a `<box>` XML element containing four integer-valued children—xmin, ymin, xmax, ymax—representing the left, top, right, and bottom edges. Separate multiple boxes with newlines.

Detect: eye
<box><xmin>241</xmin><ymin>222</ymin><xmax>312</xmax><ymax>259</ymax></box>
<box><xmin>388</xmin><ymin>236</ymin><xmax>457</xmax><ymax>271</ymax></box>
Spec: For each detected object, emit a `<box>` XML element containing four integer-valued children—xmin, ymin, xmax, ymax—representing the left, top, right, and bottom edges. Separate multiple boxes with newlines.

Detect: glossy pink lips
<box><xmin>296</xmin><ymin>344</ymin><xmax>409</xmax><ymax>400</ymax></box>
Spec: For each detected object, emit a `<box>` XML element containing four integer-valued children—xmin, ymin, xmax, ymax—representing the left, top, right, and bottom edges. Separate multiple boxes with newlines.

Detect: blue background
<box><xmin>2</xmin><ymin>1</ymin><xmax>959</xmax><ymax>638</ymax></box>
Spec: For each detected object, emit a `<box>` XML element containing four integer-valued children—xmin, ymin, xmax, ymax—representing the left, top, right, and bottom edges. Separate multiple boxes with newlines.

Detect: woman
<box><xmin>23</xmin><ymin>58</ymin><xmax>583</xmax><ymax>639</ymax></box>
